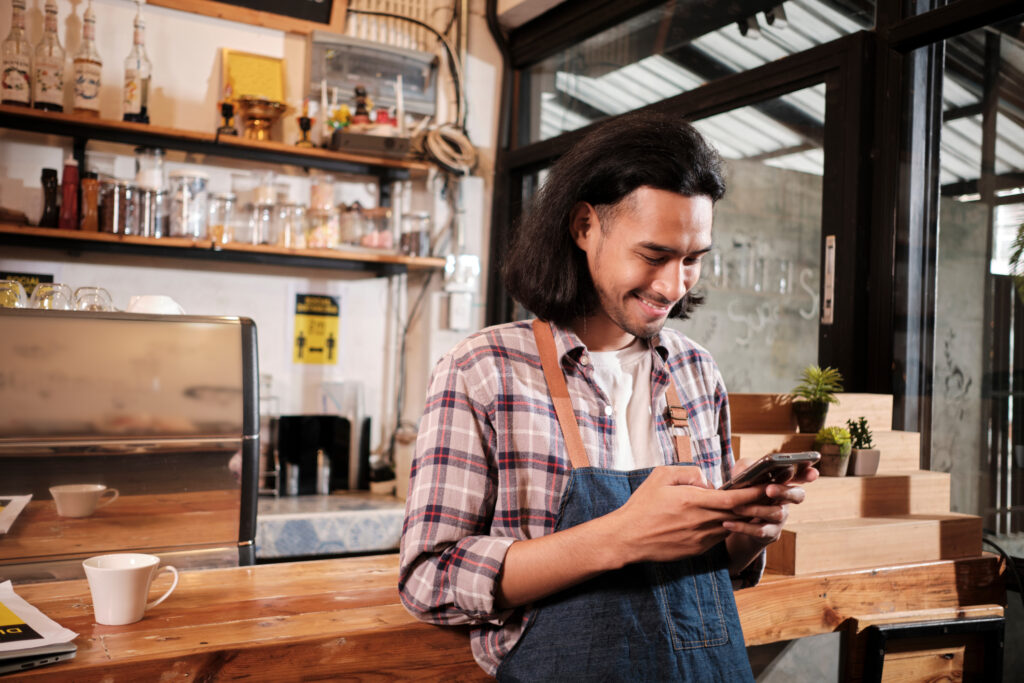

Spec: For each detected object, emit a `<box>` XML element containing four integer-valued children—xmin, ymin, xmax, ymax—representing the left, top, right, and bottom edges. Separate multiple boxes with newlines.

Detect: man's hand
<box><xmin>721</xmin><ymin>458</ymin><xmax>819</xmax><ymax>573</ymax></box>
<box><xmin>606</xmin><ymin>465</ymin><xmax>770</xmax><ymax>565</ymax></box>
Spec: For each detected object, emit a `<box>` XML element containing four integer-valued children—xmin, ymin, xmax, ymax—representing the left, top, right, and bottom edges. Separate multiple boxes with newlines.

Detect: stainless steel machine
<box><xmin>0</xmin><ymin>309</ymin><xmax>259</xmax><ymax>582</ymax></box>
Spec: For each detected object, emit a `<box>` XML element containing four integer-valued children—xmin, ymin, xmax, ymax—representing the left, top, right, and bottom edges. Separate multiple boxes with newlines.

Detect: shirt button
<box><xmin>580</xmin><ymin>356</ymin><xmax>589</xmax><ymax>366</ymax></box>
<box><xmin>604</xmin><ymin>405</ymin><xmax>613</xmax><ymax>416</ymax></box>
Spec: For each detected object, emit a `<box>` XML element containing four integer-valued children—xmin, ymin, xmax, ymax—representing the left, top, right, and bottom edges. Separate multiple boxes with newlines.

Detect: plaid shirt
<box><xmin>399</xmin><ymin>320</ymin><xmax>754</xmax><ymax>676</ymax></box>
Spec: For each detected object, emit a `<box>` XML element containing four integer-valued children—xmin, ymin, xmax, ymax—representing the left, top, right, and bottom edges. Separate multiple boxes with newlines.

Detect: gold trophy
<box><xmin>235</xmin><ymin>96</ymin><xmax>287</xmax><ymax>141</ymax></box>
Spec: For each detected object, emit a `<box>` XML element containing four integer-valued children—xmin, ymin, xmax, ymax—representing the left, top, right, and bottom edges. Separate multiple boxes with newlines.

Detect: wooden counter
<box><xmin>7</xmin><ymin>553</ymin><xmax>1006</xmax><ymax>681</ymax></box>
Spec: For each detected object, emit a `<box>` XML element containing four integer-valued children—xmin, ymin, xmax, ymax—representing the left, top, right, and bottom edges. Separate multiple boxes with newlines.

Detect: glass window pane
<box><xmin>520</xmin><ymin>0</ymin><xmax>871</xmax><ymax>144</ymax></box>
<box><xmin>932</xmin><ymin>20</ymin><xmax>1024</xmax><ymax>538</ymax></box>
<box><xmin>666</xmin><ymin>86</ymin><xmax>824</xmax><ymax>392</ymax></box>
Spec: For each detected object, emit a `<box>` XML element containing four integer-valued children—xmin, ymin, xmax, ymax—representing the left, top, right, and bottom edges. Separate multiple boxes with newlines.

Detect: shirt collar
<box><xmin>546</xmin><ymin>320</ymin><xmax>670</xmax><ymax>366</ymax></box>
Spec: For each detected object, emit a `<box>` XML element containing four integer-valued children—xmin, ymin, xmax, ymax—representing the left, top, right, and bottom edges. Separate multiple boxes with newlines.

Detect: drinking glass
<box><xmin>0</xmin><ymin>280</ymin><xmax>28</xmax><ymax>308</ymax></box>
<box><xmin>29</xmin><ymin>283</ymin><xmax>73</xmax><ymax>310</ymax></box>
<box><xmin>74</xmin><ymin>286</ymin><xmax>114</xmax><ymax>311</ymax></box>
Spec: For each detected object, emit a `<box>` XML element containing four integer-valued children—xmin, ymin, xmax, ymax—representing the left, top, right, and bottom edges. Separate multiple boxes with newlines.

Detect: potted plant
<box><xmin>846</xmin><ymin>417</ymin><xmax>880</xmax><ymax>476</ymax></box>
<box><xmin>813</xmin><ymin>426</ymin><xmax>852</xmax><ymax>476</ymax></box>
<box><xmin>791</xmin><ymin>365</ymin><xmax>844</xmax><ymax>433</ymax></box>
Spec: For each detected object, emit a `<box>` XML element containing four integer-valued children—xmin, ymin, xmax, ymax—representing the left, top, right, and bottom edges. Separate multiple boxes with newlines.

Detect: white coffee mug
<box><xmin>49</xmin><ymin>484</ymin><xmax>119</xmax><ymax>518</ymax></box>
<box><xmin>82</xmin><ymin>553</ymin><xmax>178</xmax><ymax>626</ymax></box>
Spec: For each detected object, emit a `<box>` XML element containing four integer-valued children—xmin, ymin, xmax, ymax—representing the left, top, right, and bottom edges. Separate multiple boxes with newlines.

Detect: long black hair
<box><xmin>502</xmin><ymin>110</ymin><xmax>725</xmax><ymax>325</ymax></box>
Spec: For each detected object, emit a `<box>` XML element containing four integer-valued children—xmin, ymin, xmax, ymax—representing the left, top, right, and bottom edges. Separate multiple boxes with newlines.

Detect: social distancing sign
<box><xmin>293</xmin><ymin>294</ymin><xmax>339</xmax><ymax>365</ymax></box>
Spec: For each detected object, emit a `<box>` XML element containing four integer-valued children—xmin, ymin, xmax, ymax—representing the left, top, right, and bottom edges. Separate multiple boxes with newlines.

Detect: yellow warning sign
<box><xmin>293</xmin><ymin>294</ymin><xmax>340</xmax><ymax>365</ymax></box>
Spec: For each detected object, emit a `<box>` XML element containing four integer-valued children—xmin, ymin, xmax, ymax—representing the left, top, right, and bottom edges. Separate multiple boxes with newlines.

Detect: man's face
<box><xmin>571</xmin><ymin>186</ymin><xmax>713</xmax><ymax>347</ymax></box>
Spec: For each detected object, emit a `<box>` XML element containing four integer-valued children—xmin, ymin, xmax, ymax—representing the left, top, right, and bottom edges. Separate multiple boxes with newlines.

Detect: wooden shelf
<box><xmin>0</xmin><ymin>223</ymin><xmax>446</xmax><ymax>276</ymax></box>
<box><xmin>0</xmin><ymin>104</ymin><xmax>431</xmax><ymax>178</ymax></box>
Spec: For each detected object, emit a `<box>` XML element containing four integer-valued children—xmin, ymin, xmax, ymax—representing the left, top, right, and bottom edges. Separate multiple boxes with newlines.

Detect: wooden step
<box><xmin>825</xmin><ymin>393</ymin><xmax>893</xmax><ymax>430</ymax></box>
<box><xmin>733</xmin><ymin>430</ymin><xmax>920</xmax><ymax>471</ymax></box>
<box><xmin>788</xmin><ymin>471</ymin><xmax>950</xmax><ymax>524</ymax></box>
<box><xmin>728</xmin><ymin>393</ymin><xmax>893</xmax><ymax>433</ymax></box>
<box><xmin>765</xmin><ymin>513</ymin><xmax>982</xmax><ymax>575</ymax></box>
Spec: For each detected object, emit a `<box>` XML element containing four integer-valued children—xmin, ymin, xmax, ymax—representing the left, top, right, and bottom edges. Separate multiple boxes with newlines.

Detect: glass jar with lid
<box><xmin>306</xmin><ymin>208</ymin><xmax>339</xmax><ymax>249</ymax></box>
<box><xmin>134</xmin><ymin>146</ymin><xmax>165</xmax><ymax>191</ymax></box>
<box><xmin>208</xmin><ymin>192</ymin><xmax>236</xmax><ymax>244</ymax></box>
<box><xmin>309</xmin><ymin>173</ymin><xmax>334</xmax><ymax>212</ymax></box>
<box><xmin>99</xmin><ymin>179</ymin><xmax>137</xmax><ymax>234</ymax></box>
<box><xmin>276</xmin><ymin>203</ymin><xmax>306</xmax><ymax>248</ymax></box>
<box><xmin>251</xmin><ymin>202</ymin><xmax>276</xmax><ymax>245</ymax></box>
<box><xmin>400</xmin><ymin>211</ymin><xmax>431</xmax><ymax>257</ymax></box>
<box><xmin>168</xmin><ymin>170</ymin><xmax>209</xmax><ymax>238</ymax></box>
<box><xmin>360</xmin><ymin>208</ymin><xmax>394</xmax><ymax>250</ymax></box>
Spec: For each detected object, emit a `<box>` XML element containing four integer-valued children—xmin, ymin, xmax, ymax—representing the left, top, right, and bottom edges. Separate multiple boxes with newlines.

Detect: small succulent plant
<box><xmin>792</xmin><ymin>365</ymin><xmax>844</xmax><ymax>405</ymax></box>
<box><xmin>846</xmin><ymin>417</ymin><xmax>875</xmax><ymax>449</ymax></box>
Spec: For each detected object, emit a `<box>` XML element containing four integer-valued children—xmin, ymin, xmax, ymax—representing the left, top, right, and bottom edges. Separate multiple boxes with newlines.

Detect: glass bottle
<box><xmin>39</xmin><ymin>168</ymin><xmax>59</xmax><ymax>228</ymax></box>
<box><xmin>72</xmin><ymin>1</ymin><xmax>101</xmax><ymax>117</ymax></box>
<box><xmin>1</xmin><ymin>0</ymin><xmax>32</xmax><ymax>107</ymax></box>
<box><xmin>33</xmin><ymin>0</ymin><xmax>64</xmax><ymax>112</ymax></box>
<box><xmin>122</xmin><ymin>5</ymin><xmax>151</xmax><ymax>124</ymax></box>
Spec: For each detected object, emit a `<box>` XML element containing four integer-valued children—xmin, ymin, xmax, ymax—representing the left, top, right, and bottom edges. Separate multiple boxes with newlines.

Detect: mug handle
<box><xmin>146</xmin><ymin>565</ymin><xmax>178</xmax><ymax>610</ymax></box>
<box><xmin>97</xmin><ymin>488</ymin><xmax>119</xmax><ymax>508</ymax></box>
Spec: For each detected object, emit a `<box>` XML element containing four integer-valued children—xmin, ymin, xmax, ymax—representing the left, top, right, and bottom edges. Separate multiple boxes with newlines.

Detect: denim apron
<box><xmin>495</xmin><ymin>321</ymin><xmax>753</xmax><ymax>682</ymax></box>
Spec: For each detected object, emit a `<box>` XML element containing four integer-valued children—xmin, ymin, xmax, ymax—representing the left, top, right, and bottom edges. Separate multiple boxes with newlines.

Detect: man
<box><xmin>399</xmin><ymin>110</ymin><xmax>816</xmax><ymax>681</ymax></box>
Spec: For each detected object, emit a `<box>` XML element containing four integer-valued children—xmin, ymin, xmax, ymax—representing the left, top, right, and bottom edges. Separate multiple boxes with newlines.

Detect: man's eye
<box><xmin>684</xmin><ymin>256</ymin><xmax>703</xmax><ymax>266</ymax></box>
<box><xmin>641</xmin><ymin>254</ymin><xmax>665</xmax><ymax>265</ymax></box>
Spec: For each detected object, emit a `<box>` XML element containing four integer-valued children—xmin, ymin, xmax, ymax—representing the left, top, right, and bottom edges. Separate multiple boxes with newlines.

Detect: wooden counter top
<box><xmin>7</xmin><ymin>553</ymin><xmax>1005</xmax><ymax>681</ymax></box>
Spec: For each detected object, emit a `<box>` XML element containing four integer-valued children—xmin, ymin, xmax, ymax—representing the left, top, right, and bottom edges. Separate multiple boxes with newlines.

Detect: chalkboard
<box><xmin>150</xmin><ymin>0</ymin><xmax>347</xmax><ymax>35</ymax></box>
<box><xmin>216</xmin><ymin>0</ymin><xmax>333</xmax><ymax>25</ymax></box>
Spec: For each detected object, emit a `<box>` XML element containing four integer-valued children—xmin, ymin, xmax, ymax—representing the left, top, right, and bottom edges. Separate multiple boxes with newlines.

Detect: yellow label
<box><xmin>293</xmin><ymin>294</ymin><xmax>339</xmax><ymax>365</ymax></box>
<box><xmin>0</xmin><ymin>602</ymin><xmax>26</xmax><ymax>628</ymax></box>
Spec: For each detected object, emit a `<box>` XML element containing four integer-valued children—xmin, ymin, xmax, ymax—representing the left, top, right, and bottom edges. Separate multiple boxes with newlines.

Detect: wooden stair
<box><xmin>767</xmin><ymin>514</ymin><xmax>983</xmax><ymax>574</ymax></box>
<box><xmin>727</xmin><ymin>393</ymin><xmax>982</xmax><ymax>575</ymax></box>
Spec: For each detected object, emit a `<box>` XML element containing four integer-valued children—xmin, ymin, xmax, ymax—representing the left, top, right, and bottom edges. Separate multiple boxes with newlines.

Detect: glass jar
<box><xmin>277</xmin><ymin>203</ymin><xmax>306</xmax><ymax>248</ymax></box>
<box><xmin>251</xmin><ymin>203</ymin><xmax>275</xmax><ymax>245</ymax></box>
<box><xmin>135</xmin><ymin>187</ymin><xmax>168</xmax><ymax>238</ymax></box>
<box><xmin>254</xmin><ymin>171</ymin><xmax>276</xmax><ymax>206</ymax></box>
<box><xmin>306</xmin><ymin>208</ymin><xmax>339</xmax><ymax>249</ymax></box>
<box><xmin>338</xmin><ymin>204</ymin><xmax>366</xmax><ymax>245</ymax></box>
<box><xmin>99</xmin><ymin>179</ymin><xmax>137</xmax><ymax>234</ymax></box>
<box><xmin>168</xmin><ymin>170</ymin><xmax>209</xmax><ymax>239</ymax></box>
<box><xmin>360</xmin><ymin>208</ymin><xmax>393</xmax><ymax>250</ymax></box>
<box><xmin>400</xmin><ymin>211</ymin><xmax>431</xmax><ymax>257</ymax></box>
<box><xmin>309</xmin><ymin>173</ymin><xmax>334</xmax><ymax>212</ymax></box>
<box><xmin>208</xmin><ymin>192</ymin><xmax>236</xmax><ymax>244</ymax></box>
<box><xmin>134</xmin><ymin>146</ymin><xmax>165</xmax><ymax>191</ymax></box>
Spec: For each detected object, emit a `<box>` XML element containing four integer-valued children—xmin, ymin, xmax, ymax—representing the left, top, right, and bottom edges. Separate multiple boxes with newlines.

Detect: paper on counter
<box><xmin>0</xmin><ymin>495</ymin><xmax>31</xmax><ymax>534</ymax></box>
<box><xmin>0</xmin><ymin>581</ymin><xmax>77</xmax><ymax>653</ymax></box>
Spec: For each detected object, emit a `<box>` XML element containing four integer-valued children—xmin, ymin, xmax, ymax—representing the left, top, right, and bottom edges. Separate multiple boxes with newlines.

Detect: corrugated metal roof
<box><xmin>532</xmin><ymin>0</ymin><xmax>1023</xmax><ymax>188</ymax></box>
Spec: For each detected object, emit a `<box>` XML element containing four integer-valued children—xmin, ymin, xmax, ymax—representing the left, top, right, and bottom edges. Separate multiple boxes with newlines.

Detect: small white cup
<box><xmin>83</xmin><ymin>553</ymin><xmax>178</xmax><ymax>626</ymax></box>
<box><xmin>49</xmin><ymin>484</ymin><xmax>119</xmax><ymax>518</ymax></box>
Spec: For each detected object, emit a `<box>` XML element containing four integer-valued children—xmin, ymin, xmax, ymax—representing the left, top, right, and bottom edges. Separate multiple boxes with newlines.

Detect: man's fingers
<box><xmin>653</xmin><ymin>464</ymin><xmax>709</xmax><ymax>488</ymax></box>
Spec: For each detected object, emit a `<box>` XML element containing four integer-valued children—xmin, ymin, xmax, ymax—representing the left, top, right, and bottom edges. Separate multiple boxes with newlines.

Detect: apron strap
<box><xmin>664</xmin><ymin>382</ymin><xmax>693</xmax><ymax>464</ymax></box>
<box><xmin>532</xmin><ymin>319</ymin><xmax>693</xmax><ymax>468</ymax></box>
<box><xmin>533</xmin><ymin>319</ymin><xmax>590</xmax><ymax>470</ymax></box>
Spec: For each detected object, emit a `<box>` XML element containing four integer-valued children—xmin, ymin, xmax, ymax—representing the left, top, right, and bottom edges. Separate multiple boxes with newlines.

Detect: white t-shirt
<box><xmin>588</xmin><ymin>338</ymin><xmax>659</xmax><ymax>470</ymax></box>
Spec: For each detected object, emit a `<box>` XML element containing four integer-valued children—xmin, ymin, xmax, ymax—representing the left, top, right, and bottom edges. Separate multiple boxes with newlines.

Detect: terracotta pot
<box><xmin>848</xmin><ymin>448</ymin><xmax>880</xmax><ymax>476</ymax></box>
<box><xmin>792</xmin><ymin>400</ymin><xmax>829</xmax><ymax>433</ymax></box>
<box><xmin>814</xmin><ymin>443</ymin><xmax>850</xmax><ymax>476</ymax></box>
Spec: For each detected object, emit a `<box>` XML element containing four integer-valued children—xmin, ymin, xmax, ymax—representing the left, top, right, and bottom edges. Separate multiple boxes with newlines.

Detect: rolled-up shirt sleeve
<box><xmin>399</xmin><ymin>349</ymin><xmax>516</xmax><ymax>626</ymax></box>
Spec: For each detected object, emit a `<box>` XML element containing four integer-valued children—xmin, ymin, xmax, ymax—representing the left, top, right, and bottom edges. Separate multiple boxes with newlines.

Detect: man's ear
<box><xmin>569</xmin><ymin>202</ymin><xmax>599</xmax><ymax>249</ymax></box>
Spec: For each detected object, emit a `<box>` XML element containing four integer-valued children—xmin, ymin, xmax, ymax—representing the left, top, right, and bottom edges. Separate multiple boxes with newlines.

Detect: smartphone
<box><xmin>720</xmin><ymin>452</ymin><xmax>820</xmax><ymax>490</ymax></box>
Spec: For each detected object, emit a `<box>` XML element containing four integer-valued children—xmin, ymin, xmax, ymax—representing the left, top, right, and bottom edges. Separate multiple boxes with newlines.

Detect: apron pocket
<box><xmin>650</xmin><ymin>554</ymin><xmax>730</xmax><ymax>650</ymax></box>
